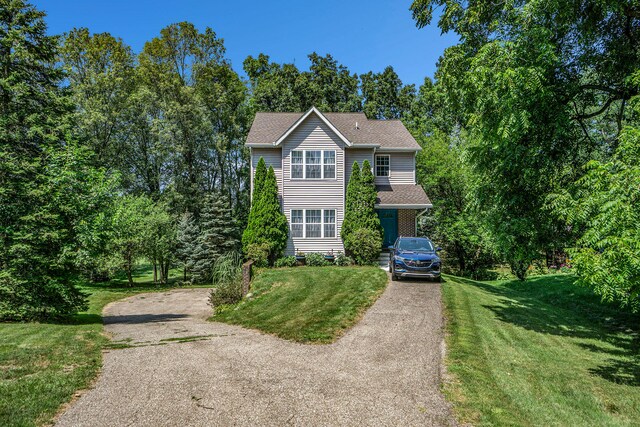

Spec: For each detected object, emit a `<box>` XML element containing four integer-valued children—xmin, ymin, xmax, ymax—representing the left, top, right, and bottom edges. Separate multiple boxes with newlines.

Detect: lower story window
<box><xmin>306</xmin><ymin>210</ymin><xmax>322</xmax><ymax>238</ymax></box>
<box><xmin>291</xmin><ymin>210</ymin><xmax>303</xmax><ymax>238</ymax></box>
<box><xmin>324</xmin><ymin>210</ymin><xmax>335</xmax><ymax>238</ymax></box>
<box><xmin>290</xmin><ymin>209</ymin><xmax>337</xmax><ymax>238</ymax></box>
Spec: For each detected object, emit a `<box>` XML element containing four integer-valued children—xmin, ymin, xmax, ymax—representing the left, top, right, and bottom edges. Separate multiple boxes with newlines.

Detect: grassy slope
<box><xmin>213</xmin><ymin>266</ymin><xmax>388</xmax><ymax>343</ymax></box>
<box><xmin>443</xmin><ymin>274</ymin><xmax>640</xmax><ymax>426</ymax></box>
<box><xmin>0</xmin><ymin>264</ymin><xmax>204</xmax><ymax>427</ymax></box>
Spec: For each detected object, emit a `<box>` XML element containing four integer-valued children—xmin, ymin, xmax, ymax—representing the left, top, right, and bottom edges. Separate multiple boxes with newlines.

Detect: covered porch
<box><xmin>375</xmin><ymin>184</ymin><xmax>432</xmax><ymax>247</ymax></box>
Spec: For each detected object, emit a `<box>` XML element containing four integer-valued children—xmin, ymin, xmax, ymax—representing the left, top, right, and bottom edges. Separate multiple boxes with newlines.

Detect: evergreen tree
<box><xmin>360</xmin><ymin>160</ymin><xmax>383</xmax><ymax>239</ymax></box>
<box><xmin>0</xmin><ymin>0</ymin><xmax>110</xmax><ymax>319</ymax></box>
<box><xmin>341</xmin><ymin>162</ymin><xmax>362</xmax><ymax>240</ymax></box>
<box><xmin>175</xmin><ymin>212</ymin><xmax>200</xmax><ymax>282</ymax></box>
<box><xmin>192</xmin><ymin>194</ymin><xmax>240</xmax><ymax>283</ymax></box>
<box><xmin>243</xmin><ymin>166</ymin><xmax>288</xmax><ymax>264</ymax></box>
<box><xmin>342</xmin><ymin>161</ymin><xmax>382</xmax><ymax>261</ymax></box>
<box><xmin>242</xmin><ymin>156</ymin><xmax>267</xmax><ymax>253</ymax></box>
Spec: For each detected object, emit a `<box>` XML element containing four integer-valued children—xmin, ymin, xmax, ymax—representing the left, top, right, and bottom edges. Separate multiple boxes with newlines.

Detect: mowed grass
<box><xmin>443</xmin><ymin>274</ymin><xmax>640</xmax><ymax>426</ymax></box>
<box><xmin>212</xmin><ymin>266</ymin><xmax>388</xmax><ymax>343</ymax></box>
<box><xmin>0</xmin><ymin>264</ymin><xmax>206</xmax><ymax>427</ymax></box>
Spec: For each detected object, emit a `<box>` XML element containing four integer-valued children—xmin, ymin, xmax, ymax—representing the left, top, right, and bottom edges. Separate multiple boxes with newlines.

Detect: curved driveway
<box><xmin>56</xmin><ymin>278</ymin><xmax>454</xmax><ymax>426</ymax></box>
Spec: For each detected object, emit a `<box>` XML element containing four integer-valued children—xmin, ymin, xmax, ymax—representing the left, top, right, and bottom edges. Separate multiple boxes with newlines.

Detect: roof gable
<box><xmin>245</xmin><ymin>107</ymin><xmax>421</xmax><ymax>151</ymax></box>
<box><xmin>274</xmin><ymin>107</ymin><xmax>352</xmax><ymax>147</ymax></box>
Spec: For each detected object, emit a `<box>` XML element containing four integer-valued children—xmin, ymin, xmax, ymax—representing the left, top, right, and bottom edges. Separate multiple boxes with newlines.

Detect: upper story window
<box><xmin>375</xmin><ymin>154</ymin><xmax>390</xmax><ymax>177</ymax></box>
<box><xmin>290</xmin><ymin>150</ymin><xmax>336</xmax><ymax>179</ymax></box>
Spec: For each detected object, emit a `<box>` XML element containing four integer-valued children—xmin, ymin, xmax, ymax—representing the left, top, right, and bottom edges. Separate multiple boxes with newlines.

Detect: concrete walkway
<box><xmin>56</xmin><ymin>278</ymin><xmax>454</xmax><ymax>426</ymax></box>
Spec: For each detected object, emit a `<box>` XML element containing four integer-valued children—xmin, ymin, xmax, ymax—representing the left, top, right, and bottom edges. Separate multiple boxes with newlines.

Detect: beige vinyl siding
<box><xmin>251</xmin><ymin>147</ymin><xmax>282</xmax><ymax>199</ymax></box>
<box><xmin>375</xmin><ymin>151</ymin><xmax>416</xmax><ymax>185</ymax></box>
<box><xmin>345</xmin><ymin>148</ymin><xmax>374</xmax><ymax>186</ymax></box>
<box><xmin>282</xmin><ymin>114</ymin><xmax>345</xmax><ymax>255</ymax></box>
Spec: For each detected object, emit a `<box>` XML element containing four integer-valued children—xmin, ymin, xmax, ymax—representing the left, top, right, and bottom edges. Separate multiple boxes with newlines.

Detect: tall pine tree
<box><xmin>192</xmin><ymin>194</ymin><xmax>240</xmax><ymax>283</ymax></box>
<box><xmin>360</xmin><ymin>160</ymin><xmax>383</xmax><ymax>238</ymax></box>
<box><xmin>0</xmin><ymin>0</ymin><xmax>111</xmax><ymax>319</ymax></box>
<box><xmin>243</xmin><ymin>166</ymin><xmax>288</xmax><ymax>264</ymax></box>
<box><xmin>175</xmin><ymin>212</ymin><xmax>200</xmax><ymax>282</ymax></box>
<box><xmin>242</xmin><ymin>156</ymin><xmax>267</xmax><ymax>254</ymax></box>
<box><xmin>341</xmin><ymin>161</ymin><xmax>362</xmax><ymax>240</ymax></box>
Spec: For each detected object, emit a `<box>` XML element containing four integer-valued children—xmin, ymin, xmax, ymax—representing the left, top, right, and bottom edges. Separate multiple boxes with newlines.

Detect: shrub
<box><xmin>274</xmin><ymin>256</ymin><xmax>297</xmax><ymax>268</ymax></box>
<box><xmin>344</xmin><ymin>228</ymin><xmax>382</xmax><ymax>265</ymax></box>
<box><xmin>209</xmin><ymin>252</ymin><xmax>243</xmax><ymax>313</ymax></box>
<box><xmin>334</xmin><ymin>252</ymin><xmax>354</xmax><ymax>266</ymax></box>
<box><xmin>305</xmin><ymin>252</ymin><xmax>330</xmax><ymax>266</ymax></box>
<box><xmin>246</xmin><ymin>242</ymin><xmax>270</xmax><ymax>268</ymax></box>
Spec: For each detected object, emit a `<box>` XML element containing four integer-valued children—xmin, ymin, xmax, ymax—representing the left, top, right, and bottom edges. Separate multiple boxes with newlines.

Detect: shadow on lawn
<box><xmin>452</xmin><ymin>275</ymin><xmax>640</xmax><ymax>387</ymax></box>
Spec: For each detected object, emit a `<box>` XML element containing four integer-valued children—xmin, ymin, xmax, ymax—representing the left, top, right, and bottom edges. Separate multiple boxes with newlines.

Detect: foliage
<box><xmin>244</xmin><ymin>53</ymin><xmax>361</xmax><ymax>112</ymax></box>
<box><xmin>342</xmin><ymin>160</ymin><xmax>382</xmax><ymax>262</ymax></box>
<box><xmin>0</xmin><ymin>1</ymin><xmax>114</xmax><ymax>319</ymax></box>
<box><xmin>334</xmin><ymin>252</ymin><xmax>354</xmax><ymax>267</ymax></box>
<box><xmin>549</xmin><ymin>126</ymin><xmax>640</xmax><ymax>311</ymax></box>
<box><xmin>274</xmin><ymin>256</ymin><xmax>297</xmax><ymax>268</ymax></box>
<box><xmin>416</xmin><ymin>131</ymin><xmax>495</xmax><ymax>277</ymax></box>
<box><xmin>242</xmin><ymin>165</ymin><xmax>288</xmax><ymax>264</ymax></box>
<box><xmin>242</xmin><ymin>156</ymin><xmax>266</xmax><ymax>250</ymax></box>
<box><xmin>305</xmin><ymin>252</ymin><xmax>330</xmax><ymax>267</ymax></box>
<box><xmin>107</xmin><ymin>195</ymin><xmax>154</xmax><ymax>286</ymax></box>
<box><xmin>442</xmin><ymin>274</ymin><xmax>640</xmax><ymax>425</ymax></box>
<box><xmin>191</xmin><ymin>194</ymin><xmax>240</xmax><ymax>283</ymax></box>
<box><xmin>361</xmin><ymin>66</ymin><xmax>416</xmax><ymax>119</ymax></box>
<box><xmin>175</xmin><ymin>212</ymin><xmax>199</xmax><ymax>283</ymax></box>
<box><xmin>209</xmin><ymin>252</ymin><xmax>243</xmax><ymax>312</ymax></box>
<box><xmin>212</xmin><ymin>266</ymin><xmax>388</xmax><ymax>343</ymax></box>
<box><xmin>142</xmin><ymin>201</ymin><xmax>176</xmax><ymax>284</ymax></box>
<box><xmin>246</xmin><ymin>242</ymin><xmax>270</xmax><ymax>268</ymax></box>
<box><xmin>344</xmin><ymin>228</ymin><xmax>382</xmax><ymax>266</ymax></box>
<box><xmin>410</xmin><ymin>0</ymin><xmax>640</xmax><ymax>279</ymax></box>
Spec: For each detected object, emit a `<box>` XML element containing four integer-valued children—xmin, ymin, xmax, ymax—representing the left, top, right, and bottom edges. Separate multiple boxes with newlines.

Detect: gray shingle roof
<box><xmin>246</xmin><ymin>110</ymin><xmax>421</xmax><ymax>150</ymax></box>
<box><xmin>375</xmin><ymin>184</ymin><xmax>432</xmax><ymax>207</ymax></box>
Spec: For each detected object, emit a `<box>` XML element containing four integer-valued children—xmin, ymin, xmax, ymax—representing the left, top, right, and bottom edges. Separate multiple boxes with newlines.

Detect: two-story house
<box><xmin>246</xmin><ymin>107</ymin><xmax>432</xmax><ymax>255</ymax></box>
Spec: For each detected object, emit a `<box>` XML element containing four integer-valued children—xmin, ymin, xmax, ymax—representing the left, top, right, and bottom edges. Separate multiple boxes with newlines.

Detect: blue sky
<box><xmin>35</xmin><ymin>0</ymin><xmax>458</xmax><ymax>88</ymax></box>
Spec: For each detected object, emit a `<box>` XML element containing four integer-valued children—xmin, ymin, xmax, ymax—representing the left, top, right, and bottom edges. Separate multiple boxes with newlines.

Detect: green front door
<box><xmin>377</xmin><ymin>209</ymin><xmax>398</xmax><ymax>247</ymax></box>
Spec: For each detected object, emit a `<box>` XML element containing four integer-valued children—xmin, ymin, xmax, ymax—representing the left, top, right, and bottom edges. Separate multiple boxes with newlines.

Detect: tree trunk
<box><xmin>153</xmin><ymin>261</ymin><xmax>157</xmax><ymax>284</ymax></box>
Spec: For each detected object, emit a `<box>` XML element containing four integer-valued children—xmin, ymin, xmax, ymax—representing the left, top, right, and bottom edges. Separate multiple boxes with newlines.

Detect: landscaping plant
<box><xmin>242</xmin><ymin>162</ymin><xmax>288</xmax><ymax>265</ymax></box>
<box><xmin>209</xmin><ymin>252</ymin><xmax>244</xmax><ymax>313</ymax></box>
<box><xmin>305</xmin><ymin>253</ymin><xmax>330</xmax><ymax>267</ymax></box>
<box><xmin>274</xmin><ymin>256</ymin><xmax>297</xmax><ymax>268</ymax></box>
<box><xmin>341</xmin><ymin>161</ymin><xmax>383</xmax><ymax>264</ymax></box>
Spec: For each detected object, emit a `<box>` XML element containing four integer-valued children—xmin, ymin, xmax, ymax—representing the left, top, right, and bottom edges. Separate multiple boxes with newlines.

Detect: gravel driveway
<box><xmin>56</xmin><ymin>277</ymin><xmax>454</xmax><ymax>426</ymax></box>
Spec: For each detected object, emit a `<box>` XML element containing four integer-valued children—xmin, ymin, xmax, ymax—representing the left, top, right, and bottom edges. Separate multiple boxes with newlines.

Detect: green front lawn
<box><xmin>212</xmin><ymin>266</ymin><xmax>388</xmax><ymax>343</ymax></box>
<box><xmin>443</xmin><ymin>274</ymin><xmax>640</xmax><ymax>426</ymax></box>
<box><xmin>0</xmin><ymin>264</ymin><xmax>205</xmax><ymax>427</ymax></box>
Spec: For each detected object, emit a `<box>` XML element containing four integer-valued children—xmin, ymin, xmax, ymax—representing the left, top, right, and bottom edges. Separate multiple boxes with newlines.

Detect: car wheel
<box><xmin>391</xmin><ymin>266</ymin><xmax>398</xmax><ymax>281</ymax></box>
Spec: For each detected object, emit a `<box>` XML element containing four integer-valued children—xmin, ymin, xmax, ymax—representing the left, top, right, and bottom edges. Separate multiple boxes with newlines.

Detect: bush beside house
<box><xmin>341</xmin><ymin>160</ymin><xmax>383</xmax><ymax>264</ymax></box>
<box><xmin>242</xmin><ymin>158</ymin><xmax>289</xmax><ymax>265</ymax></box>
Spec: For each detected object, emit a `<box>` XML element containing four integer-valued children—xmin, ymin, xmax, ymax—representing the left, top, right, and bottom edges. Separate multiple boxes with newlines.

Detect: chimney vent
<box><xmin>355</xmin><ymin>121</ymin><xmax>359</xmax><ymax>130</ymax></box>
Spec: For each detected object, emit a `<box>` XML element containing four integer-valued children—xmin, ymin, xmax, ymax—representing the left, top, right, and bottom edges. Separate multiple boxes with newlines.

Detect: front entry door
<box><xmin>377</xmin><ymin>209</ymin><xmax>398</xmax><ymax>247</ymax></box>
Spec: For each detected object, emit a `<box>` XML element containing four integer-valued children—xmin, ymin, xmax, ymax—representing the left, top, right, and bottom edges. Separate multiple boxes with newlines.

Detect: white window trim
<box><xmin>375</xmin><ymin>154</ymin><xmax>390</xmax><ymax>177</ymax></box>
<box><xmin>290</xmin><ymin>150</ymin><xmax>336</xmax><ymax>180</ymax></box>
<box><xmin>290</xmin><ymin>208</ymin><xmax>337</xmax><ymax>239</ymax></box>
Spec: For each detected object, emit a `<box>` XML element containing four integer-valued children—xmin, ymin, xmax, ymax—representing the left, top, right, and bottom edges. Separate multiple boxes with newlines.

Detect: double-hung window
<box><xmin>323</xmin><ymin>151</ymin><xmax>335</xmax><ymax>179</ymax></box>
<box><xmin>305</xmin><ymin>210</ymin><xmax>322</xmax><ymax>237</ymax></box>
<box><xmin>290</xmin><ymin>150</ymin><xmax>336</xmax><ymax>179</ymax></box>
<box><xmin>291</xmin><ymin>151</ymin><xmax>304</xmax><ymax>179</ymax></box>
<box><xmin>324</xmin><ymin>210</ymin><xmax>336</xmax><ymax>238</ymax></box>
<box><xmin>291</xmin><ymin>210</ymin><xmax>304</xmax><ymax>238</ymax></box>
<box><xmin>375</xmin><ymin>154</ymin><xmax>390</xmax><ymax>177</ymax></box>
<box><xmin>290</xmin><ymin>209</ymin><xmax>337</xmax><ymax>238</ymax></box>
